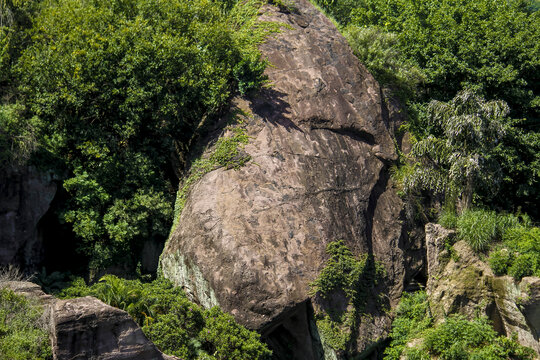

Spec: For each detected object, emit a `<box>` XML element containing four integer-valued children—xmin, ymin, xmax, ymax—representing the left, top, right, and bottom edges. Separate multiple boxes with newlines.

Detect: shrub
<box><xmin>384</xmin><ymin>291</ymin><xmax>432</xmax><ymax>360</ymax></box>
<box><xmin>59</xmin><ymin>276</ymin><xmax>271</xmax><ymax>360</ymax></box>
<box><xmin>485</xmin><ymin>223</ymin><xmax>540</xmax><ymax>278</ymax></box>
<box><xmin>421</xmin><ymin>315</ymin><xmax>534</xmax><ymax>360</ymax></box>
<box><xmin>343</xmin><ymin>25</ymin><xmax>425</xmax><ymax>99</ymax></box>
<box><xmin>503</xmin><ymin>226</ymin><xmax>540</xmax><ymax>255</ymax></box>
<box><xmin>439</xmin><ymin>207</ymin><xmax>458</xmax><ymax>229</ymax></box>
<box><xmin>508</xmin><ymin>254</ymin><xmax>535</xmax><ymax>280</ymax></box>
<box><xmin>200</xmin><ymin>307</ymin><xmax>272</xmax><ymax>360</ymax></box>
<box><xmin>0</xmin><ymin>288</ymin><xmax>52</xmax><ymax>360</ymax></box>
<box><xmin>457</xmin><ymin>209</ymin><xmax>499</xmax><ymax>252</ymax></box>
<box><xmin>0</xmin><ymin>104</ymin><xmax>42</xmax><ymax>166</ymax></box>
<box><xmin>386</xmin><ymin>292</ymin><xmax>535</xmax><ymax>359</ymax></box>
<box><xmin>309</xmin><ymin>240</ymin><xmax>368</xmax><ymax>300</ymax></box>
<box><xmin>488</xmin><ymin>249</ymin><xmax>513</xmax><ymax>276</ymax></box>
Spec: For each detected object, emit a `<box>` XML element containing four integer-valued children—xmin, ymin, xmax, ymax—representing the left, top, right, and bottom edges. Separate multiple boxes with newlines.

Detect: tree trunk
<box><xmin>457</xmin><ymin>177</ymin><xmax>473</xmax><ymax>214</ymax></box>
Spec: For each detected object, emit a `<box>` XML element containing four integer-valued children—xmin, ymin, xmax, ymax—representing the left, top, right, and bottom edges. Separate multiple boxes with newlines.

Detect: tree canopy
<box><xmin>0</xmin><ymin>0</ymin><xmax>273</xmax><ymax>273</ymax></box>
<box><xmin>316</xmin><ymin>0</ymin><xmax>540</xmax><ymax>218</ymax></box>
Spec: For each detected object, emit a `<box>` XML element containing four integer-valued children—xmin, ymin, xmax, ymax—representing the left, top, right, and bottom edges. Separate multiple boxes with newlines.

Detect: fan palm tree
<box><xmin>405</xmin><ymin>89</ymin><xmax>508</xmax><ymax>213</ymax></box>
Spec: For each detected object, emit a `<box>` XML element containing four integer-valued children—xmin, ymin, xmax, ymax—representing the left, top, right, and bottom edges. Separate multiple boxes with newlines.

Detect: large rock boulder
<box><xmin>160</xmin><ymin>0</ymin><xmax>415</xmax><ymax>357</ymax></box>
<box><xmin>4</xmin><ymin>281</ymin><xmax>175</xmax><ymax>360</ymax></box>
<box><xmin>425</xmin><ymin>223</ymin><xmax>540</xmax><ymax>355</ymax></box>
<box><xmin>52</xmin><ymin>296</ymin><xmax>176</xmax><ymax>360</ymax></box>
<box><xmin>0</xmin><ymin>166</ymin><xmax>56</xmax><ymax>271</ymax></box>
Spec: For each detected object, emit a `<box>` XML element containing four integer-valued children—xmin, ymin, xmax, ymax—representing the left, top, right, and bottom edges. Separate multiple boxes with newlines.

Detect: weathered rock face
<box><xmin>161</xmin><ymin>0</ymin><xmax>416</xmax><ymax>357</ymax></box>
<box><xmin>0</xmin><ymin>166</ymin><xmax>56</xmax><ymax>271</ymax></box>
<box><xmin>52</xmin><ymin>296</ymin><xmax>176</xmax><ymax>360</ymax></box>
<box><xmin>425</xmin><ymin>223</ymin><xmax>540</xmax><ymax>355</ymax></box>
<box><xmin>4</xmin><ymin>281</ymin><xmax>176</xmax><ymax>360</ymax></box>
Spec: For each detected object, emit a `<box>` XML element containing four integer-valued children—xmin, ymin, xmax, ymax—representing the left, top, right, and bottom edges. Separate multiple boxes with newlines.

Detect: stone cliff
<box><xmin>160</xmin><ymin>0</ymin><xmax>419</xmax><ymax>358</ymax></box>
<box><xmin>425</xmin><ymin>223</ymin><xmax>540</xmax><ymax>356</ymax></box>
<box><xmin>0</xmin><ymin>166</ymin><xmax>57</xmax><ymax>271</ymax></box>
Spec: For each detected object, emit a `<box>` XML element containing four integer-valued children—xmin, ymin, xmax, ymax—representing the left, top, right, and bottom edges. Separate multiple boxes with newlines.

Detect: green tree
<box><xmin>405</xmin><ymin>90</ymin><xmax>508</xmax><ymax>212</ymax></box>
<box><xmin>345</xmin><ymin>0</ymin><xmax>540</xmax><ymax>122</ymax></box>
<box><xmin>10</xmin><ymin>0</ymin><xmax>271</xmax><ymax>273</ymax></box>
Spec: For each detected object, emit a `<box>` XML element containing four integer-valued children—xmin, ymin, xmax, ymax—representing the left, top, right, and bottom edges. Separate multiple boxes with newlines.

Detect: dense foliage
<box><xmin>60</xmin><ymin>275</ymin><xmax>272</xmax><ymax>360</ymax></box>
<box><xmin>309</xmin><ymin>240</ymin><xmax>385</xmax><ymax>352</ymax></box>
<box><xmin>404</xmin><ymin>90</ymin><xmax>508</xmax><ymax>212</ymax></box>
<box><xmin>316</xmin><ymin>0</ymin><xmax>540</xmax><ymax>118</ymax></box>
<box><xmin>0</xmin><ymin>287</ymin><xmax>52</xmax><ymax>360</ymax></box>
<box><xmin>489</xmin><ymin>220</ymin><xmax>540</xmax><ymax>279</ymax></box>
<box><xmin>384</xmin><ymin>291</ymin><xmax>535</xmax><ymax>360</ymax></box>
<box><xmin>0</xmin><ymin>0</ymin><xmax>274</xmax><ymax>274</ymax></box>
<box><xmin>314</xmin><ymin>0</ymin><xmax>540</xmax><ymax>218</ymax></box>
<box><xmin>437</xmin><ymin>208</ymin><xmax>540</xmax><ymax>279</ymax></box>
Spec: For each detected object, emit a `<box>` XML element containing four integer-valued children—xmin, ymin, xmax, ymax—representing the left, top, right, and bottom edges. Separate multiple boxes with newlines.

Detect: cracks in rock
<box><xmin>305</xmin><ymin>186</ymin><xmax>365</xmax><ymax>197</ymax></box>
<box><xmin>249</xmin><ymin>186</ymin><xmax>367</xmax><ymax>215</ymax></box>
<box><xmin>311</xmin><ymin>125</ymin><xmax>376</xmax><ymax>146</ymax></box>
<box><xmin>365</xmin><ymin>165</ymin><xmax>390</xmax><ymax>256</ymax></box>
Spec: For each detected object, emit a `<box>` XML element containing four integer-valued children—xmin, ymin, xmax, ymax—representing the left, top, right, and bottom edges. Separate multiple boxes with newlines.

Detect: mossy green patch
<box><xmin>309</xmin><ymin>240</ymin><xmax>385</xmax><ymax>354</ymax></box>
<box><xmin>172</xmin><ymin>115</ymin><xmax>252</xmax><ymax>228</ymax></box>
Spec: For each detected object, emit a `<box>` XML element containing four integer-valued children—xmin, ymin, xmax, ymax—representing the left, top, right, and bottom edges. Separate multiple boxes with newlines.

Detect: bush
<box><xmin>384</xmin><ymin>291</ymin><xmax>432</xmax><ymax>360</ymax></box>
<box><xmin>421</xmin><ymin>315</ymin><xmax>534</xmax><ymax>360</ymax></box>
<box><xmin>5</xmin><ymin>0</ymin><xmax>275</xmax><ymax>273</ymax></box>
<box><xmin>59</xmin><ymin>276</ymin><xmax>272</xmax><ymax>360</ymax></box>
<box><xmin>343</xmin><ymin>25</ymin><xmax>425</xmax><ymax>99</ymax></box>
<box><xmin>503</xmin><ymin>226</ymin><xmax>540</xmax><ymax>254</ymax></box>
<box><xmin>0</xmin><ymin>288</ymin><xmax>52</xmax><ymax>360</ymax></box>
<box><xmin>439</xmin><ymin>207</ymin><xmax>458</xmax><ymax>229</ymax></box>
<box><xmin>457</xmin><ymin>209</ymin><xmax>499</xmax><ymax>252</ymax></box>
<box><xmin>508</xmin><ymin>254</ymin><xmax>535</xmax><ymax>280</ymax></box>
<box><xmin>485</xmin><ymin>223</ymin><xmax>540</xmax><ymax>279</ymax></box>
<box><xmin>488</xmin><ymin>249</ymin><xmax>513</xmax><ymax>276</ymax></box>
<box><xmin>386</xmin><ymin>292</ymin><xmax>535</xmax><ymax>359</ymax></box>
<box><xmin>309</xmin><ymin>240</ymin><xmax>368</xmax><ymax>300</ymax></box>
<box><xmin>0</xmin><ymin>104</ymin><xmax>42</xmax><ymax>165</ymax></box>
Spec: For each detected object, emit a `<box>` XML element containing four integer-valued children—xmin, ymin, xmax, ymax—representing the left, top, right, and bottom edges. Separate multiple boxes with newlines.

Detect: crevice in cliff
<box><xmin>39</xmin><ymin>184</ymin><xmax>85</xmax><ymax>274</ymax></box>
<box><xmin>312</xmin><ymin>126</ymin><xmax>376</xmax><ymax>146</ymax></box>
<box><xmin>261</xmin><ymin>300</ymin><xmax>326</xmax><ymax>360</ymax></box>
<box><xmin>365</xmin><ymin>165</ymin><xmax>390</xmax><ymax>255</ymax></box>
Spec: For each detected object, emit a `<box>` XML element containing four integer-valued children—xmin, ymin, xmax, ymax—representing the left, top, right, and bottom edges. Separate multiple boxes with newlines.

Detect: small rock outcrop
<box><xmin>4</xmin><ymin>281</ymin><xmax>175</xmax><ymax>360</ymax></box>
<box><xmin>52</xmin><ymin>296</ymin><xmax>176</xmax><ymax>360</ymax></box>
<box><xmin>425</xmin><ymin>223</ymin><xmax>540</xmax><ymax>355</ymax></box>
<box><xmin>160</xmin><ymin>0</ymin><xmax>416</xmax><ymax>357</ymax></box>
<box><xmin>0</xmin><ymin>166</ymin><xmax>56</xmax><ymax>271</ymax></box>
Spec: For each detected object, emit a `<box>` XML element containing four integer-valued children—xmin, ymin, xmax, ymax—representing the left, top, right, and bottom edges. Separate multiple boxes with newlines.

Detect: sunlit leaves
<box><xmin>405</xmin><ymin>90</ymin><xmax>508</xmax><ymax>209</ymax></box>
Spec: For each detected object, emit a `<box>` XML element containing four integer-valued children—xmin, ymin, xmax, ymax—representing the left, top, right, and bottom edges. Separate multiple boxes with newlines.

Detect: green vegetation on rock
<box><xmin>385</xmin><ymin>291</ymin><xmax>535</xmax><ymax>360</ymax></box>
<box><xmin>60</xmin><ymin>275</ymin><xmax>272</xmax><ymax>360</ymax></box>
<box><xmin>489</xmin><ymin>221</ymin><xmax>540</xmax><ymax>280</ymax></box>
<box><xmin>0</xmin><ymin>0</ymin><xmax>277</xmax><ymax>275</ymax></box>
<box><xmin>314</xmin><ymin>0</ymin><xmax>540</xmax><ymax>219</ymax></box>
<box><xmin>0</xmin><ymin>287</ymin><xmax>52</xmax><ymax>360</ymax></box>
<box><xmin>309</xmin><ymin>240</ymin><xmax>385</xmax><ymax>353</ymax></box>
<box><xmin>173</xmin><ymin>118</ymin><xmax>251</xmax><ymax>226</ymax></box>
